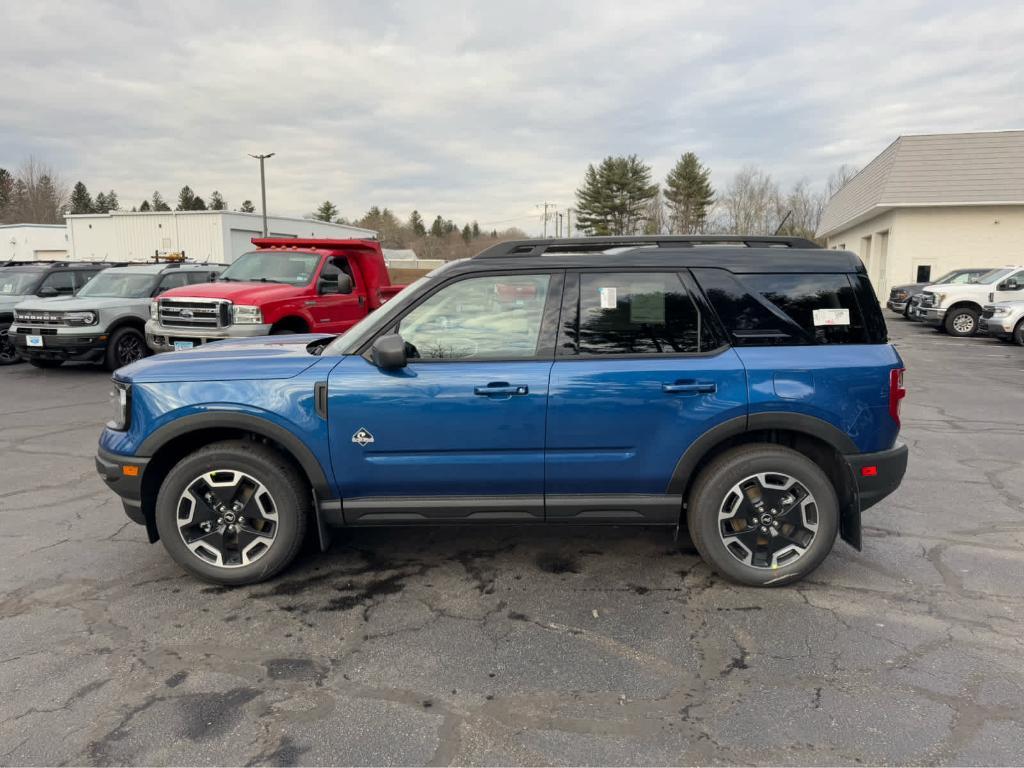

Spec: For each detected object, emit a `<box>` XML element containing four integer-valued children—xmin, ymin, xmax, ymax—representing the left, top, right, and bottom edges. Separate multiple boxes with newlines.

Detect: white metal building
<box><xmin>1</xmin><ymin>224</ymin><xmax>70</xmax><ymax>261</ymax></box>
<box><xmin>817</xmin><ymin>130</ymin><xmax>1024</xmax><ymax>296</ymax></box>
<box><xmin>65</xmin><ymin>211</ymin><xmax>377</xmax><ymax>263</ymax></box>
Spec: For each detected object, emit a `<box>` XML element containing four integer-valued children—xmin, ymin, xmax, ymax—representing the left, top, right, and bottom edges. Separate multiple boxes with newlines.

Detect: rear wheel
<box><xmin>944</xmin><ymin>307</ymin><xmax>978</xmax><ymax>337</ymax></box>
<box><xmin>687</xmin><ymin>444</ymin><xmax>839</xmax><ymax>587</ymax></box>
<box><xmin>105</xmin><ymin>326</ymin><xmax>147</xmax><ymax>371</ymax></box>
<box><xmin>154</xmin><ymin>441</ymin><xmax>309</xmax><ymax>585</ymax></box>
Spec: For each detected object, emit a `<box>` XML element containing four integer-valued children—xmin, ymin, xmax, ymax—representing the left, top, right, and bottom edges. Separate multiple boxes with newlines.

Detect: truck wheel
<box><xmin>944</xmin><ymin>307</ymin><xmax>978</xmax><ymax>337</ymax></box>
<box><xmin>105</xmin><ymin>327</ymin><xmax>147</xmax><ymax>371</ymax></box>
<box><xmin>154</xmin><ymin>440</ymin><xmax>309</xmax><ymax>585</ymax></box>
<box><xmin>686</xmin><ymin>444</ymin><xmax>839</xmax><ymax>587</ymax></box>
<box><xmin>1014</xmin><ymin>319</ymin><xmax>1024</xmax><ymax>347</ymax></box>
<box><xmin>0</xmin><ymin>331</ymin><xmax>22</xmax><ymax>365</ymax></box>
<box><xmin>29</xmin><ymin>358</ymin><xmax>62</xmax><ymax>368</ymax></box>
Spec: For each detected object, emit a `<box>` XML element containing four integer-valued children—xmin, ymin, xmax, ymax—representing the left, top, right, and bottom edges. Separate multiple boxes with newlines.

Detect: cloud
<box><xmin>1</xmin><ymin>0</ymin><xmax>1022</xmax><ymax>232</ymax></box>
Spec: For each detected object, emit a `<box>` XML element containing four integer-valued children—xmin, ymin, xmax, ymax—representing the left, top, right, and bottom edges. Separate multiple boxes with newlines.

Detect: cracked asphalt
<box><xmin>1</xmin><ymin>318</ymin><xmax>1023</xmax><ymax>766</ymax></box>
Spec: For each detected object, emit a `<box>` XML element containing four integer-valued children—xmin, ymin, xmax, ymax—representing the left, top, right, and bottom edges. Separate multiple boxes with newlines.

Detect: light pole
<box><xmin>248</xmin><ymin>153</ymin><xmax>275</xmax><ymax>236</ymax></box>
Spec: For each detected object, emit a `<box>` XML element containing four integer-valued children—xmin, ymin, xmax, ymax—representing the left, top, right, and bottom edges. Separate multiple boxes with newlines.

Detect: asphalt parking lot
<box><xmin>1</xmin><ymin>318</ymin><xmax>1023</xmax><ymax>766</ymax></box>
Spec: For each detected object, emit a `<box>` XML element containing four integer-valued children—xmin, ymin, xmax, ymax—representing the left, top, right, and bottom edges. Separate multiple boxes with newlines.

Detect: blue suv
<box><xmin>96</xmin><ymin>236</ymin><xmax>908</xmax><ymax>587</ymax></box>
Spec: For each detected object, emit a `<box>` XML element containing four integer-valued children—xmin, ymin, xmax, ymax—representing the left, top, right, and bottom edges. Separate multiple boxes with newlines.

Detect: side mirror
<box><xmin>38</xmin><ymin>286</ymin><xmax>58</xmax><ymax>297</ymax></box>
<box><xmin>336</xmin><ymin>274</ymin><xmax>353</xmax><ymax>294</ymax></box>
<box><xmin>1002</xmin><ymin>278</ymin><xmax>1020</xmax><ymax>290</ymax></box>
<box><xmin>371</xmin><ymin>334</ymin><xmax>407</xmax><ymax>369</ymax></box>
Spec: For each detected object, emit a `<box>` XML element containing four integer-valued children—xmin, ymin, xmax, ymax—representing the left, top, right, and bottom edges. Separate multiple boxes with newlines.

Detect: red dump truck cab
<box><xmin>145</xmin><ymin>238</ymin><xmax>404</xmax><ymax>352</ymax></box>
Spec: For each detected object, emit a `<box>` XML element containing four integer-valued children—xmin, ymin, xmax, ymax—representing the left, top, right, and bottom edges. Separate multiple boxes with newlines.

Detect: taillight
<box><xmin>889</xmin><ymin>367</ymin><xmax>906</xmax><ymax>427</ymax></box>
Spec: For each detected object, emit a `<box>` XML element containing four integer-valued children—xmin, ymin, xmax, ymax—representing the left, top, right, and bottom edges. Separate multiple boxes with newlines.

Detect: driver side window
<box><xmin>398</xmin><ymin>274</ymin><xmax>551</xmax><ymax>360</ymax></box>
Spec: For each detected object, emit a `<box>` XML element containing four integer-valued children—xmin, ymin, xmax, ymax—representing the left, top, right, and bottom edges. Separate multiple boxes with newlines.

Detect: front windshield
<box><xmin>76</xmin><ymin>271</ymin><xmax>158</xmax><ymax>299</ymax></box>
<box><xmin>219</xmin><ymin>251</ymin><xmax>320</xmax><ymax>285</ymax></box>
<box><xmin>322</xmin><ymin>275</ymin><xmax>432</xmax><ymax>356</ymax></box>
<box><xmin>974</xmin><ymin>268</ymin><xmax>1014</xmax><ymax>285</ymax></box>
<box><xmin>0</xmin><ymin>271</ymin><xmax>40</xmax><ymax>296</ymax></box>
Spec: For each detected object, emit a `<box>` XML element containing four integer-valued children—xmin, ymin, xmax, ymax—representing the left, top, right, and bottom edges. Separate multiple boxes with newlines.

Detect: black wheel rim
<box><xmin>717</xmin><ymin>472</ymin><xmax>819</xmax><ymax>569</ymax></box>
<box><xmin>117</xmin><ymin>334</ymin><xmax>144</xmax><ymax>366</ymax></box>
<box><xmin>176</xmin><ymin>469</ymin><xmax>279</xmax><ymax>568</ymax></box>
<box><xmin>0</xmin><ymin>332</ymin><xmax>18</xmax><ymax>363</ymax></box>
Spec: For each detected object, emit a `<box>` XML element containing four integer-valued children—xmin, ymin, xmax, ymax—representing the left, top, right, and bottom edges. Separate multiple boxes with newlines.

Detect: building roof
<box><xmin>65</xmin><ymin>210</ymin><xmax>378</xmax><ymax>237</ymax></box>
<box><xmin>817</xmin><ymin>130</ymin><xmax>1024</xmax><ymax>237</ymax></box>
<box><xmin>0</xmin><ymin>223</ymin><xmax>67</xmax><ymax>229</ymax></box>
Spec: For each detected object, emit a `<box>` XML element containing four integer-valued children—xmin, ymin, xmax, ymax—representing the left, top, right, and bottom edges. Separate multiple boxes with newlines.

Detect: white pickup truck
<box><xmin>914</xmin><ymin>266</ymin><xmax>1024</xmax><ymax>336</ymax></box>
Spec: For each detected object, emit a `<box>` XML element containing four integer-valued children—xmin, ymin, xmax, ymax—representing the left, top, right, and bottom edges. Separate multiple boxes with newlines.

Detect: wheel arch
<box><xmin>270</xmin><ymin>315</ymin><xmax>311</xmax><ymax>334</ymax></box>
<box><xmin>136</xmin><ymin>412</ymin><xmax>332</xmax><ymax>543</ymax></box>
<box><xmin>670</xmin><ymin>414</ymin><xmax>862</xmax><ymax>549</ymax></box>
<box><xmin>945</xmin><ymin>300</ymin><xmax>983</xmax><ymax>315</ymax></box>
<box><xmin>106</xmin><ymin>316</ymin><xmax>148</xmax><ymax>336</ymax></box>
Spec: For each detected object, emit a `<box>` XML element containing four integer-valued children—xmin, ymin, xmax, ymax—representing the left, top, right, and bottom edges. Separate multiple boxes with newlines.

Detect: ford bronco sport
<box><xmin>96</xmin><ymin>236</ymin><xmax>908</xmax><ymax>587</ymax></box>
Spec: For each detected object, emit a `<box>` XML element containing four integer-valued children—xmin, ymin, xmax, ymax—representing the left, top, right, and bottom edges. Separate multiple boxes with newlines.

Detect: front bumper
<box><xmin>983</xmin><ymin>315</ymin><xmax>1020</xmax><ymax>338</ymax></box>
<box><xmin>886</xmin><ymin>299</ymin><xmax>908</xmax><ymax>313</ymax></box>
<box><xmin>917</xmin><ymin>307</ymin><xmax>946</xmax><ymax>327</ymax></box>
<box><xmin>146</xmin><ymin>319</ymin><xmax>273</xmax><ymax>351</ymax></box>
<box><xmin>95</xmin><ymin>446</ymin><xmax>155</xmax><ymax>537</ymax></box>
<box><xmin>10</xmin><ymin>327</ymin><xmax>108</xmax><ymax>362</ymax></box>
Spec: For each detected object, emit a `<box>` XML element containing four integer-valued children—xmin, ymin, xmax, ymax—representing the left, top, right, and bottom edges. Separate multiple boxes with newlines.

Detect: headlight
<box><xmin>992</xmin><ymin>306</ymin><xmax>1010</xmax><ymax>316</ymax></box>
<box><xmin>150</xmin><ymin>301</ymin><xmax>158</xmax><ymax>320</ymax></box>
<box><xmin>934</xmin><ymin>293</ymin><xmax>947</xmax><ymax>306</ymax></box>
<box><xmin>108</xmin><ymin>380</ymin><xmax>131</xmax><ymax>431</ymax></box>
<box><xmin>232</xmin><ymin>305</ymin><xmax>263</xmax><ymax>324</ymax></box>
<box><xmin>64</xmin><ymin>310</ymin><xmax>97</xmax><ymax>327</ymax></box>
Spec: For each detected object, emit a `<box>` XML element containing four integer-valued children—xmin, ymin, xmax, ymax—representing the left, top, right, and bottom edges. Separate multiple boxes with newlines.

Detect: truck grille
<box><xmin>920</xmin><ymin>293</ymin><xmax>936</xmax><ymax>307</ymax></box>
<box><xmin>14</xmin><ymin>309</ymin><xmax>65</xmax><ymax>326</ymax></box>
<box><xmin>981</xmin><ymin>307</ymin><xmax>995</xmax><ymax>319</ymax></box>
<box><xmin>158</xmin><ymin>298</ymin><xmax>231</xmax><ymax>329</ymax></box>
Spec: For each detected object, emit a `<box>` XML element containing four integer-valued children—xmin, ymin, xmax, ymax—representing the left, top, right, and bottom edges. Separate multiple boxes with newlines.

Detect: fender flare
<box><xmin>137</xmin><ymin>411</ymin><xmax>333</xmax><ymax>499</ymax></box>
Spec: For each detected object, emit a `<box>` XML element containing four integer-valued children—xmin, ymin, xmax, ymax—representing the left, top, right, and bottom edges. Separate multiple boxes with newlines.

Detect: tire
<box><xmin>28</xmin><ymin>358</ymin><xmax>62</xmax><ymax>369</ymax></box>
<box><xmin>1014</xmin><ymin>319</ymin><xmax>1024</xmax><ymax>347</ymax></box>
<box><xmin>270</xmin><ymin>327</ymin><xmax>297</xmax><ymax>335</ymax></box>
<box><xmin>105</xmin><ymin>326</ymin><xmax>148</xmax><ymax>371</ymax></box>
<box><xmin>687</xmin><ymin>444</ymin><xmax>839</xmax><ymax>587</ymax></box>
<box><xmin>154</xmin><ymin>440</ymin><xmax>310</xmax><ymax>585</ymax></box>
<box><xmin>944</xmin><ymin>307</ymin><xmax>978</xmax><ymax>337</ymax></box>
<box><xmin>0</xmin><ymin>331</ymin><xmax>22</xmax><ymax>365</ymax></box>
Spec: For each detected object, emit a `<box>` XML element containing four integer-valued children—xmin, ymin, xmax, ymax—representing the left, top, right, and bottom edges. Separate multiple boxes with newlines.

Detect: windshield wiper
<box><xmin>256</xmin><ymin>278</ymin><xmax>287</xmax><ymax>283</ymax></box>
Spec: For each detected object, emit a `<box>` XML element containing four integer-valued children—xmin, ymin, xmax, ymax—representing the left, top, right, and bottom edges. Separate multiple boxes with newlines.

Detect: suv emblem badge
<box><xmin>352</xmin><ymin>428</ymin><xmax>374</xmax><ymax>446</ymax></box>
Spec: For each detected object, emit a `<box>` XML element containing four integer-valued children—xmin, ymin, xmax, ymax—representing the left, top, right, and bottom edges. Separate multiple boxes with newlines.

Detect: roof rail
<box><xmin>474</xmin><ymin>235</ymin><xmax>821</xmax><ymax>259</ymax></box>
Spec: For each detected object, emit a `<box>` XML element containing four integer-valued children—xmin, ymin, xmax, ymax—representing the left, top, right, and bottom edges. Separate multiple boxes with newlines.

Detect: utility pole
<box><xmin>537</xmin><ymin>201</ymin><xmax>556</xmax><ymax>238</ymax></box>
<box><xmin>566</xmin><ymin>208</ymin><xmax>574</xmax><ymax>238</ymax></box>
<box><xmin>248</xmin><ymin>152</ymin><xmax>275</xmax><ymax>236</ymax></box>
<box><xmin>557</xmin><ymin>212</ymin><xmax>564</xmax><ymax>238</ymax></box>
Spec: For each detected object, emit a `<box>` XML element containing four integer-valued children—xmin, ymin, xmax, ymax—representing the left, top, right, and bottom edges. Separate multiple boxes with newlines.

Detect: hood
<box><xmin>158</xmin><ymin>281</ymin><xmax>305</xmax><ymax>304</ymax></box>
<box><xmin>890</xmin><ymin>282</ymin><xmax>926</xmax><ymax>294</ymax></box>
<box><xmin>10</xmin><ymin>295</ymin><xmax>78</xmax><ymax>311</ymax></box>
<box><xmin>986</xmin><ymin>299</ymin><xmax>1024</xmax><ymax>309</ymax></box>
<box><xmin>117</xmin><ymin>333</ymin><xmax>334</xmax><ymax>383</ymax></box>
<box><xmin>18</xmin><ymin>295</ymin><xmax>147</xmax><ymax>312</ymax></box>
<box><xmin>0</xmin><ymin>294</ymin><xmax>30</xmax><ymax>313</ymax></box>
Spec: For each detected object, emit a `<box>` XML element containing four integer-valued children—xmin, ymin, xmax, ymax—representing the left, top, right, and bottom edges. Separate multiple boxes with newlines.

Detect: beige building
<box><xmin>817</xmin><ymin>131</ymin><xmax>1024</xmax><ymax>297</ymax></box>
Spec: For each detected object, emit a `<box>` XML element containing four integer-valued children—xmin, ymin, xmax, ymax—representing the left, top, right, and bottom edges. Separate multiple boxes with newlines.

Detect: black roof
<box><xmin>461</xmin><ymin>236</ymin><xmax>863</xmax><ymax>274</ymax></box>
<box><xmin>0</xmin><ymin>260</ymin><xmax>110</xmax><ymax>270</ymax></box>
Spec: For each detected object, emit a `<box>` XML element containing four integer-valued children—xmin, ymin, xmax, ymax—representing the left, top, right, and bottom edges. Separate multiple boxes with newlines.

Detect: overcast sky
<box><xmin>3</xmin><ymin>0</ymin><xmax>1022</xmax><ymax>233</ymax></box>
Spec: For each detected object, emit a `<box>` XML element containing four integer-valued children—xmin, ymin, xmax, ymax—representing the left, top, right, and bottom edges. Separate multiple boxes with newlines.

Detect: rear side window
<box><xmin>693</xmin><ymin>269</ymin><xmax>879</xmax><ymax>345</ymax></box>
<box><xmin>562</xmin><ymin>272</ymin><xmax>714</xmax><ymax>355</ymax></box>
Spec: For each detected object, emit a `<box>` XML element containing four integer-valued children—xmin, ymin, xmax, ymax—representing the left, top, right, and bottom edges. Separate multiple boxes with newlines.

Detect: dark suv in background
<box><xmin>0</xmin><ymin>261</ymin><xmax>109</xmax><ymax>365</ymax></box>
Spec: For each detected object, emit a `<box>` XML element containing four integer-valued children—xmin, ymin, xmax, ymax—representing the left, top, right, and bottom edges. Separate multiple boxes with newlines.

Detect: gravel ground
<box><xmin>1</xmin><ymin>318</ymin><xmax>1023</xmax><ymax>766</ymax></box>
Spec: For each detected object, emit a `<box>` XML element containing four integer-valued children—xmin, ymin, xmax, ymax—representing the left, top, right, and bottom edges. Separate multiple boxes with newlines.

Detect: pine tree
<box><xmin>574</xmin><ymin>155</ymin><xmax>658</xmax><ymax>235</ymax></box>
<box><xmin>139</xmin><ymin>200</ymin><xmax>151</xmax><ymax>212</ymax></box>
<box><xmin>461</xmin><ymin>223</ymin><xmax>472</xmax><ymax>243</ymax></box>
<box><xmin>240</xmin><ymin>200</ymin><xmax>255</xmax><ymax>213</ymax></box>
<box><xmin>664</xmin><ymin>152</ymin><xmax>714</xmax><ymax>234</ymax></box>
<box><xmin>409</xmin><ymin>210</ymin><xmax>426</xmax><ymax>237</ymax></box>
<box><xmin>105</xmin><ymin>190</ymin><xmax>119</xmax><ymax>211</ymax></box>
<box><xmin>0</xmin><ymin>168</ymin><xmax>12</xmax><ymax>220</ymax></box>
<box><xmin>313</xmin><ymin>201</ymin><xmax>338</xmax><ymax>222</ymax></box>
<box><xmin>70</xmin><ymin>181</ymin><xmax>94</xmax><ymax>214</ymax></box>
<box><xmin>430</xmin><ymin>215</ymin><xmax>445</xmax><ymax>238</ymax></box>
<box><xmin>152</xmin><ymin>191</ymin><xmax>171</xmax><ymax>211</ymax></box>
<box><xmin>189</xmin><ymin>195</ymin><xmax>207</xmax><ymax>211</ymax></box>
<box><xmin>209</xmin><ymin>191</ymin><xmax>226</xmax><ymax>210</ymax></box>
<box><xmin>471</xmin><ymin>221</ymin><xmax>481</xmax><ymax>239</ymax></box>
<box><xmin>94</xmin><ymin>192</ymin><xmax>109</xmax><ymax>213</ymax></box>
<box><xmin>176</xmin><ymin>185</ymin><xmax>196</xmax><ymax>211</ymax></box>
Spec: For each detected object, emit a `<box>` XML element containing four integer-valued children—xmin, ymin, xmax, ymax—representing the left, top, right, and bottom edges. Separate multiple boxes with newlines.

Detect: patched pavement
<box><xmin>1</xmin><ymin>319</ymin><xmax>1023</xmax><ymax>766</ymax></box>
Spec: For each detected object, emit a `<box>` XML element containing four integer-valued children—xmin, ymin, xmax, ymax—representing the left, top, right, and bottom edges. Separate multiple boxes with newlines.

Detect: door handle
<box><xmin>474</xmin><ymin>383</ymin><xmax>529</xmax><ymax>396</ymax></box>
<box><xmin>662</xmin><ymin>381</ymin><xmax>717</xmax><ymax>395</ymax></box>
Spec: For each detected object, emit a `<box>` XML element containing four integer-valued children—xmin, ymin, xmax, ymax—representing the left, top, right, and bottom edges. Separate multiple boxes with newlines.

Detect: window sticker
<box><xmin>599</xmin><ymin>286</ymin><xmax>617</xmax><ymax>309</ymax></box>
<box><xmin>812</xmin><ymin>308</ymin><xmax>850</xmax><ymax>326</ymax></box>
<box><xmin>629</xmin><ymin>283</ymin><xmax>665</xmax><ymax>324</ymax></box>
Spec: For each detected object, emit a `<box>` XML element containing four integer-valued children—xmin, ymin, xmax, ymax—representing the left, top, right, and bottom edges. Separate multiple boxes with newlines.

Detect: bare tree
<box><xmin>7</xmin><ymin>157</ymin><xmax>69</xmax><ymax>224</ymax></box>
<box><xmin>825</xmin><ymin>163</ymin><xmax>859</xmax><ymax>200</ymax></box>
<box><xmin>713</xmin><ymin>166</ymin><xmax>781</xmax><ymax>235</ymax></box>
<box><xmin>642</xmin><ymin>190</ymin><xmax>668</xmax><ymax>235</ymax></box>
<box><xmin>775</xmin><ymin>179</ymin><xmax>825</xmax><ymax>240</ymax></box>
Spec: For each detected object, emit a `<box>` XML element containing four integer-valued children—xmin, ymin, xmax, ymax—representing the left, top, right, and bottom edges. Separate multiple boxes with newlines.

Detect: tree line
<box><xmin>310</xmin><ymin>202</ymin><xmax>526</xmax><ymax>261</ymax></box>
<box><xmin>574</xmin><ymin>152</ymin><xmax>857</xmax><ymax>241</ymax></box>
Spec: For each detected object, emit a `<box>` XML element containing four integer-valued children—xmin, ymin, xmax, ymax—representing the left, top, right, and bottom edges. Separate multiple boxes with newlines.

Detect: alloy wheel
<box><xmin>951</xmin><ymin>313</ymin><xmax>975</xmax><ymax>334</ymax></box>
<box><xmin>117</xmin><ymin>334</ymin><xmax>144</xmax><ymax>366</ymax></box>
<box><xmin>176</xmin><ymin>470</ymin><xmax>279</xmax><ymax>568</ymax></box>
<box><xmin>717</xmin><ymin>472</ymin><xmax>819</xmax><ymax>569</ymax></box>
<box><xmin>0</xmin><ymin>331</ymin><xmax>19</xmax><ymax>364</ymax></box>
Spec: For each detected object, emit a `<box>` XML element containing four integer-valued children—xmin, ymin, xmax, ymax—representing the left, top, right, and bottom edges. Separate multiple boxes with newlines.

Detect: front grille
<box><xmin>981</xmin><ymin>307</ymin><xmax>995</xmax><ymax>319</ymax></box>
<box><xmin>14</xmin><ymin>310</ymin><xmax>65</xmax><ymax>326</ymax></box>
<box><xmin>158</xmin><ymin>298</ymin><xmax>231</xmax><ymax>329</ymax></box>
<box><xmin>920</xmin><ymin>293</ymin><xmax>936</xmax><ymax>307</ymax></box>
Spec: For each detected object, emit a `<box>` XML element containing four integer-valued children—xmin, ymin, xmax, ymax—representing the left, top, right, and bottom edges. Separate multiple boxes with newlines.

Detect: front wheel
<box><xmin>105</xmin><ymin>326</ymin><xmax>148</xmax><ymax>371</ymax></box>
<box><xmin>687</xmin><ymin>444</ymin><xmax>839</xmax><ymax>587</ymax></box>
<box><xmin>1014</xmin><ymin>319</ymin><xmax>1024</xmax><ymax>347</ymax></box>
<box><xmin>0</xmin><ymin>331</ymin><xmax>22</xmax><ymax>365</ymax></box>
<box><xmin>944</xmin><ymin>307</ymin><xmax>978</xmax><ymax>337</ymax></box>
<box><xmin>154</xmin><ymin>441</ymin><xmax>309</xmax><ymax>585</ymax></box>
